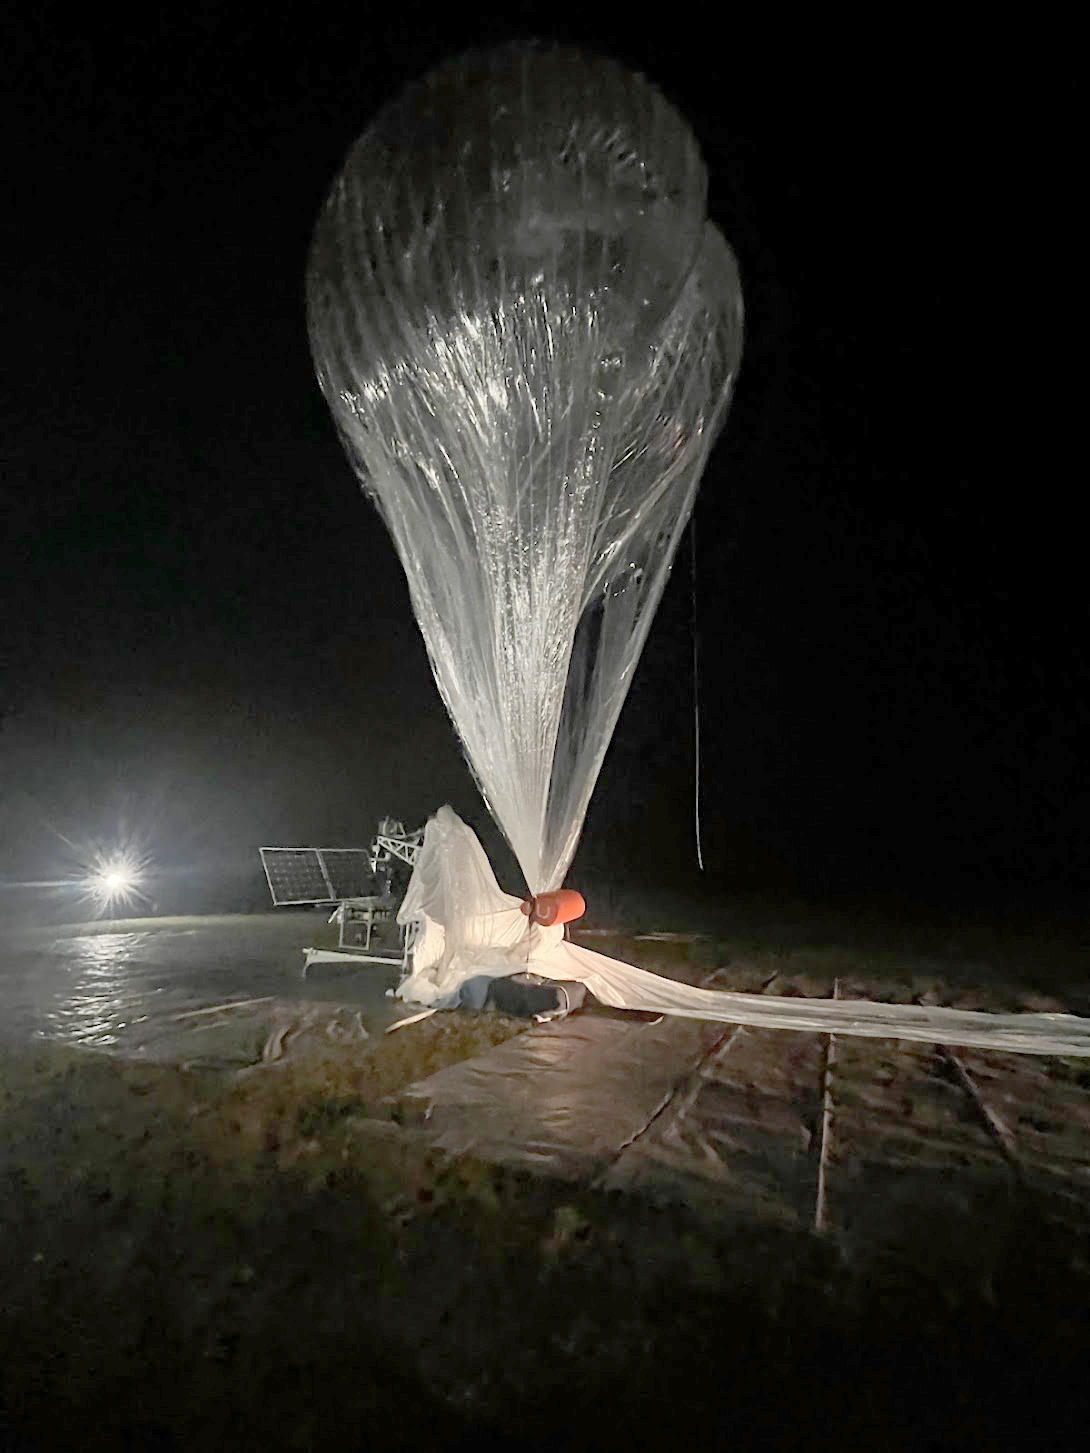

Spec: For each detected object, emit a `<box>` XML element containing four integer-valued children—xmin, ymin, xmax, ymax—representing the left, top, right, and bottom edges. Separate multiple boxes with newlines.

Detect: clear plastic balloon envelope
<box><xmin>307</xmin><ymin>45</ymin><xmax>743</xmax><ymax>893</ymax></box>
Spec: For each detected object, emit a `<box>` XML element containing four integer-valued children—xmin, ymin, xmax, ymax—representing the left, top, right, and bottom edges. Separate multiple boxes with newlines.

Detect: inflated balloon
<box><xmin>307</xmin><ymin>44</ymin><xmax>743</xmax><ymax>892</ymax></box>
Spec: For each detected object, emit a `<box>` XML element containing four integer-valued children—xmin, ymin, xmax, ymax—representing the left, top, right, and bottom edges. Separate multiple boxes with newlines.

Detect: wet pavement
<box><xmin>0</xmin><ymin>913</ymin><xmax>411</xmax><ymax>1063</ymax></box>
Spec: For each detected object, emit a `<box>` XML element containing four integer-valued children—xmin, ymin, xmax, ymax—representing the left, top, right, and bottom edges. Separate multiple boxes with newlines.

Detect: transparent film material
<box><xmin>307</xmin><ymin>45</ymin><xmax>744</xmax><ymax>893</ymax></box>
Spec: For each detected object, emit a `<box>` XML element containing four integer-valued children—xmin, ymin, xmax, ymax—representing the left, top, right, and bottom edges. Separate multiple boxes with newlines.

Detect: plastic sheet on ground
<box><xmin>401</xmin><ymin>1009</ymin><xmax>724</xmax><ymax>1179</ymax></box>
<box><xmin>127</xmin><ymin>999</ymin><xmax>374</xmax><ymax>1070</ymax></box>
<box><xmin>402</xmin><ymin>995</ymin><xmax>1090</xmax><ymax>1237</ymax></box>
<box><xmin>388</xmin><ymin>807</ymin><xmax>1090</xmax><ymax>1056</ymax></box>
<box><xmin>602</xmin><ymin>1024</ymin><xmax>830</xmax><ymax>1221</ymax></box>
<box><xmin>601</xmin><ymin>1029</ymin><xmax>1014</xmax><ymax>1232</ymax></box>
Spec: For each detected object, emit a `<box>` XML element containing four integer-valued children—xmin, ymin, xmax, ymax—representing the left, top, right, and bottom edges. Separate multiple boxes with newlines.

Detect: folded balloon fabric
<box><xmin>386</xmin><ymin>807</ymin><xmax>1090</xmax><ymax>1058</ymax></box>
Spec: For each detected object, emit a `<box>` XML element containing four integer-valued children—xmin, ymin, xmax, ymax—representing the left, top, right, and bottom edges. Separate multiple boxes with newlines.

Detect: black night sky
<box><xmin>3</xmin><ymin>7</ymin><xmax>1084</xmax><ymax>920</ymax></box>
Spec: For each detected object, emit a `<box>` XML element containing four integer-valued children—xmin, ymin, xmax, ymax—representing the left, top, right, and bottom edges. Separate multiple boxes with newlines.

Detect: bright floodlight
<box><xmin>85</xmin><ymin>853</ymin><xmax>145</xmax><ymax>913</ymax></box>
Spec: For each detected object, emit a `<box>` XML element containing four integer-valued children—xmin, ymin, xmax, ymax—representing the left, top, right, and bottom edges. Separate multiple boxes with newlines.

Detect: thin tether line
<box><xmin>690</xmin><ymin>513</ymin><xmax>704</xmax><ymax>871</ymax></box>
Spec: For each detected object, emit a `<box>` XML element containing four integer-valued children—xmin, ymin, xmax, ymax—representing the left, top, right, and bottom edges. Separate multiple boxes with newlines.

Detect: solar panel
<box><xmin>322</xmin><ymin>849</ymin><xmax>379</xmax><ymax>900</ymax></box>
<box><xmin>260</xmin><ymin>847</ymin><xmax>376</xmax><ymax>906</ymax></box>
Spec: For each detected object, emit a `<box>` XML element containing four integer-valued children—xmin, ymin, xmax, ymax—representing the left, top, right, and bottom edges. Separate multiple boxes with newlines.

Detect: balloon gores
<box><xmin>306</xmin><ymin>44</ymin><xmax>743</xmax><ymax>894</ymax></box>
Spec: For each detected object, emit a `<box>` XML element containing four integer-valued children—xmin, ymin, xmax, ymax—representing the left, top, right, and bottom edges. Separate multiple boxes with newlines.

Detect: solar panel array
<box><xmin>259</xmin><ymin>847</ymin><xmax>376</xmax><ymax>905</ymax></box>
<box><xmin>322</xmin><ymin>849</ymin><xmax>378</xmax><ymax>899</ymax></box>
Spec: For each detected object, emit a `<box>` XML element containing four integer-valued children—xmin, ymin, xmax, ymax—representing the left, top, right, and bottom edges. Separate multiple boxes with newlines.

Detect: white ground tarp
<box><xmin>382</xmin><ymin>807</ymin><xmax>1090</xmax><ymax>1057</ymax></box>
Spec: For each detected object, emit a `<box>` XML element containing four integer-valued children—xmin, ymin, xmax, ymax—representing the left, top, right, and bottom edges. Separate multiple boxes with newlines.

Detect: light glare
<box><xmin>83</xmin><ymin>850</ymin><xmax>148</xmax><ymax>915</ymax></box>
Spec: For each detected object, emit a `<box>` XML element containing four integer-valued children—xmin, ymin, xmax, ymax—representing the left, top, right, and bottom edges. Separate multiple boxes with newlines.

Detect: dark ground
<box><xmin>3</xmin><ymin>917</ymin><xmax>1090</xmax><ymax>1451</ymax></box>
